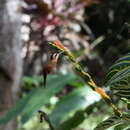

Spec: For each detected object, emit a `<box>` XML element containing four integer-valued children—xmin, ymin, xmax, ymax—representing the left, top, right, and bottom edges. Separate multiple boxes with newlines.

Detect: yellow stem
<box><xmin>49</xmin><ymin>41</ymin><xmax>130</xmax><ymax>122</ymax></box>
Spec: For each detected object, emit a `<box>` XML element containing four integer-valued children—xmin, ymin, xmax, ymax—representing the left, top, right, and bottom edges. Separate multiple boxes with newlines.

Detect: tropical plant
<box><xmin>95</xmin><ymin>52</ymin><xmax>130</xmax><ymax>129</ymax></box>
<box><xmin>1</xmin><ymin>40</ymin><xmax>130</xmax><ymax>130</ymax></box>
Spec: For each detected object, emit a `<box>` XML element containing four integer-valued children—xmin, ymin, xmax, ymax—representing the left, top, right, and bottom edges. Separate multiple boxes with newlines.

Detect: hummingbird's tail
<box><xmin>43</xmin><ymin>71</ymin><xmax>47</xmax><ymax>87</ymax></box>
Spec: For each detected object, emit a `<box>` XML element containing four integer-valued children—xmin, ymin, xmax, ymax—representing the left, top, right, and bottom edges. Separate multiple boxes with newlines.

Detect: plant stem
<box><xmin>71</xmin><ymin>59</ymin><xmax>122</xmax><ymax>115</ymax></box>
<box><xmin>49</xmin><ymin>40</ymin><xmax>130</xmax><ymax>122</ymax></box>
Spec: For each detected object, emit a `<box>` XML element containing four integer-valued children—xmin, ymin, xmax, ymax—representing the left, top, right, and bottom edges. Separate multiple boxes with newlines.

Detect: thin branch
<box><xmin>91</xmin><ymin>35</ymin><xmax>105</xmax><ymax>49</ymax></box>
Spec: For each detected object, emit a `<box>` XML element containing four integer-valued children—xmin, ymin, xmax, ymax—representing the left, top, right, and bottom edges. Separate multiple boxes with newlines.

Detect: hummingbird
<box><xmin>42</xmin><ymin>53</ymin><xmax>60</xmax><ymax>87</ymax></box>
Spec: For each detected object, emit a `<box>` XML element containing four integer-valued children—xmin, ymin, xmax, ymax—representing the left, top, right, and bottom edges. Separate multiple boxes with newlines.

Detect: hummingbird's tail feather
<box><xmin>43</xmin><ymin>71</ymin><xmax>47</xmax><ymax>87</ymax></box>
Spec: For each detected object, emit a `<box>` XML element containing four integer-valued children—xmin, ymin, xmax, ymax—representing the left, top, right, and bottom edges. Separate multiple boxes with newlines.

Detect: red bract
<box><xmin>53</xmin><ymin>40</ymin><xmax>68</xmax><ymax>51</ymax></box>
<box><xmin>50</xmin><ymin>40</ymin><xmax>74</xmax><ymax>59</ymax></box>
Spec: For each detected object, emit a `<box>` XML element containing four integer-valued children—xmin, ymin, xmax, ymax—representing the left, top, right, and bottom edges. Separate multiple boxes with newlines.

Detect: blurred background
<box><xmin>0</xmin><ymin>0</ymin><xmax>130</xmax><ymax>130</ymax></box>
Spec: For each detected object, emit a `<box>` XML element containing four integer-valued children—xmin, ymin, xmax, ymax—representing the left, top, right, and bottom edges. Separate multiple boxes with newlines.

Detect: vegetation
<box><xmin>0</xmin><ymin>0</ymin><xmax>130</xmax><ymax>130</ymax></box>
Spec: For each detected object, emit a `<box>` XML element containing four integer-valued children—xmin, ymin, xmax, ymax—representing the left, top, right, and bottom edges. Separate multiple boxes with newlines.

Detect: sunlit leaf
<box><xmin>49</xmin><ymin>87</ymin><xmax>101</xmax><ymax>129</ymax></box>
<box><xmin>0</xmin><ymin>74</ymin><xmax>77</xmax><ymax>124</ymax></box>
<box><xmin>124</xmin><ymin>125</ymin><xmax>130</xmax><ymax>130</ymax></box>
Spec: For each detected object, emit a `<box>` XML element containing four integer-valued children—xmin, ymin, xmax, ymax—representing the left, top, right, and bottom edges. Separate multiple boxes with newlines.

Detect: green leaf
<box><xmin>105</xmin><ymin>69</ymin><xmax>119</xmax><ymax>83</ymax></box>
<box><xmin>113</xmin><ymin>122</ymin><xmax>130</xmax><ymax>130</ymax></box>
<box><xmin>49</xmin><ymin>87</ymin><xmax>101</xmax><ymax>129</ymax></box>
<box><xmin>0</xmin><ymin>74</ymin><xmax>77</xmax><ymax>124</ymax></box>
<box><xmin>57</xmin><ymin>110</ymin><xmax>85</xmax><ymax>130</ymax></box>
<box><xmin>22</xmin><ymin>76</ymin><xmax>39</xmax><ymax>86</ymax></box>
<box><xmin>94</xmin><ymin>115</ymin><xmax>121</xmax><ymax>130</ymax></box>
<box><xmin>124</xmin><ymin>125</ymin><xmax>130</xmax><ymax>130</ymax></box>
<box><xmin>105</xmin><ymin>53</ymin><xmax>130</xmax><ymax>99</ymax></box>
<box><xmin>114</xmin><ymin>89</ymin><xmax>130</xmax><ymax>99</ymax></box>
<box><xmin>106</xmin><ymin>53</ymin><xmax>130</xmax><ymax>83</ymax></box>
<box><xmin>106</xmin><ymin>66</ymin><xmax>130</xmax><ymax>86</ymax></box>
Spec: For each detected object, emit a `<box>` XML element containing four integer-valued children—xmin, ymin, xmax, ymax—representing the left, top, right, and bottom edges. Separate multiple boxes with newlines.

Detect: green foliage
<box><xmin>0</xmin><ymin>74</ymin><xmax>77</xmax><ymax>124</ymax></box>
<box><xmin>94</xmin><ymin>115</ymin><xmax>130</xmax><ymax>130</ymax></box>
<box><xmin>2</xmin><ymin>52</ymin><xmax>130</xmax><ymax>130</ymax></box>
<box><xmin>105</xmin><ymin>53</ymin><xmax>130</xmax><ymax>99</ymax></box>
<box><xmin>49</xmin><ymin>87</ymin><xmax>101</xmax><ymax>129</ymax></box>
<box><xmin>94</xmin><ymin>53</ymin><xmax>130</xmax><ymax>129</ymax></box>
<box><xmin>0</xmin><ymin>73</ymin><xmax>102</xmax><ymax>130</ymax></box>
<box><xmin>56</xmin><ymin>110</ymin><xmax>85</xmax><ymax>130</ymax></box>
<box><xmin>94</xmin><ymin>115</ymin><xmax>121</xmax><ymax>130</ymax></box>
<box><xmin>113</xmin><ymin>122</ymin><xmax>130</xmax><ymax>130</ymax></box>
